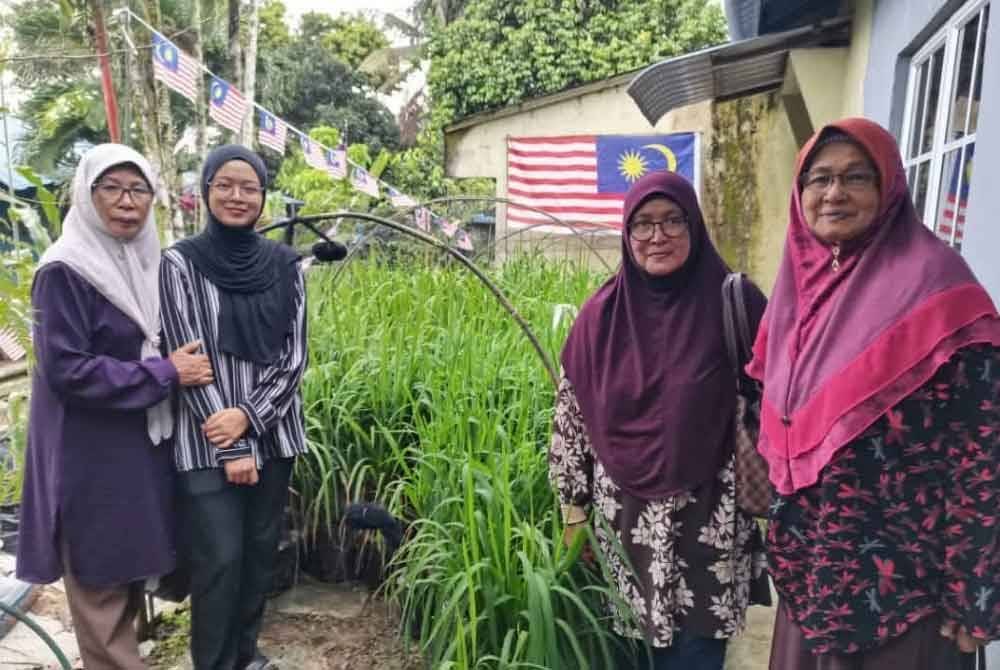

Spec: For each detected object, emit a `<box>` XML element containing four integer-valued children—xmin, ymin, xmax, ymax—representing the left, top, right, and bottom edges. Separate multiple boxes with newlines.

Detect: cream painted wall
<box><xmin>753</xmin><ymin>102</ymin><xmax>798</xmax><ymax>292</ymax></box>
<box><xmin>842</xmin><ymin>0</ymin><xmax>874</xmax><ymax>118</ymax></box>
<box><xmin>787</xmin><ymin>48</ymin><xmax>850</xmax><ymax>128</ymax></box>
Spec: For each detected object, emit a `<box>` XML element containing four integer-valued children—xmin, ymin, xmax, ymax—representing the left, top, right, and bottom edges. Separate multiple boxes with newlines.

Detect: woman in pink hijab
<box><xmin>750</xmin><ymin>117</ymin><xmax>1000</xmax><ymax>669</ymax></box>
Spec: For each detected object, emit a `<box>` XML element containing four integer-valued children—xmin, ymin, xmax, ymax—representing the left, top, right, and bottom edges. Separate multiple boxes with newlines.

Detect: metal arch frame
<box><xmin>394</xmin><ymin>195</ymin><xmax>616</xmax><ymax>273</ymax></box>
<box><xmin>259</xmin><ymin>211</ymin><xmax>560</xmax><ymax>388</ymax></box>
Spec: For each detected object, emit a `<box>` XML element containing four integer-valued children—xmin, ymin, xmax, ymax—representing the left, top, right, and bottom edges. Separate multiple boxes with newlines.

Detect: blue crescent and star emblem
<box><xmin>157</xmin><ymin>42</ymin><xmax>178</xmax><ymax>68</ymax></box>
<box><xmin>595</xmin><ymin>133</ymin><xmax>696</xmax><ymax>193</ymax></box>
<box><xmin>211</xmin><ymin>80</ymin><xmax>226</xmax><ymax>103</ymax></box>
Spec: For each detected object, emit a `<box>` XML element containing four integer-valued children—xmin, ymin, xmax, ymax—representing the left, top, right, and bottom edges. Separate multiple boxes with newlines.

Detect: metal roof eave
<box><xmin>627</xmin><ymin>16</ymin><xmax>851</xmax><ymax>126</ymax></box>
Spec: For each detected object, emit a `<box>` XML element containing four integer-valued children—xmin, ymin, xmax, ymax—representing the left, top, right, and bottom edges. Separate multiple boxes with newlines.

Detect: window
<box><xmin>901</xmin><ymin>0</ymin><xmax>990</xmax><ymax>250</ymax></box>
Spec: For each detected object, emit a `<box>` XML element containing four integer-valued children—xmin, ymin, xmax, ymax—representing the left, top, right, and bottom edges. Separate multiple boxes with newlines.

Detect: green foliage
<box><xmin>18</xmin><ymin>81</ymin><xmax>106</xmax><ymax>173</ymax></box>
<box><xmin>16</xmin><ymin>167</ymin><xmax>61</xmax><ymax>235</ymax></box>
<box><xmin>426</xmin><ymin>0</ymin><xmax>728</xmax><ymax>120</ymax></box>
<box><xmin>0</xmin><ymin>392</ymin><xmax>28</xmax><ymax>506</ymax></box>
<box><xmin>298</xmin><ymin>255</ymin><xmax>626</xmax><ymax>668</ymax></box>
<box><xmin>258</xmin><ymin>0</ymin><xmax>293</xmax><ymax>51</ymax></box>
<box><xmin>300</xmin><ymin>12</ymin><xmax>391</xmax><ymax>71</ymax></box>
<box><xmin>256</xmin><ymin>43</ymin><xmax>400</xmax><ymax>156</ymax></box>
<box><xmin>0</xmin><ymin>244</ymin><xmax>37</xmax><ymax>365</ymax></box>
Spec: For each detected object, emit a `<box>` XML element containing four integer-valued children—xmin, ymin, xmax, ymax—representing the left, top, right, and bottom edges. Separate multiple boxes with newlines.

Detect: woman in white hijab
<box><xmin>17</xmin><ymin>143</ymin><xmax>212</xmax><ymax>669</ymax></box>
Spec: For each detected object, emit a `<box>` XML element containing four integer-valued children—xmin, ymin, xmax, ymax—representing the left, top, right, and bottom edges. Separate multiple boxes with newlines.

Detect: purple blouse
<box><xmin>16</xmin><ymin>262</ymin><xmax>178</xmax><ymax>587</ymax></box>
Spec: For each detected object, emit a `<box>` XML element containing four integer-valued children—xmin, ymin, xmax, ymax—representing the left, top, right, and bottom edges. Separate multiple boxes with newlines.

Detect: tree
<box><xmin>258</xmin><ymin>0</ymin><xmax>291</xmax><ymax>50</ymax></box>
<box><xmin>8</xmin><ymin>0</ymin><xmax>106</xmax><ymax>172</ymax></box>
<box><xmin>256</xmin><ymin>44</ymin><xmax>400</xmax><ymax>155</ymax></box>
<box><xmin>426</xmin><ymin>0</ymin><xmax>728</xmax><ymax>121</ymax></box>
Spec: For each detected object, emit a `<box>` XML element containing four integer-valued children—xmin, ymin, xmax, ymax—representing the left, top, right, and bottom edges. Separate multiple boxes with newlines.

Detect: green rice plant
<box><xmin>295</xmin><ymin>253</ymin><xmax>633</xmax><ymax>668</ymax></box>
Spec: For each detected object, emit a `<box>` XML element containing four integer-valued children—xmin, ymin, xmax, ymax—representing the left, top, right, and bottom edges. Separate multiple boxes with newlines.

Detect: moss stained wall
<box><xmin>702</xmin><ymin>91</ymin><xmax>798</xmax><ymax>294</ymax></box>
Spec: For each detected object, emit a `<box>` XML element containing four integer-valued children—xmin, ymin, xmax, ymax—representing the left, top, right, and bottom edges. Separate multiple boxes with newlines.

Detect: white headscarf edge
<box><xmin>38</xmin><ymin>143</ymin><xmax>173</xmax><ymax>445</ymax></box>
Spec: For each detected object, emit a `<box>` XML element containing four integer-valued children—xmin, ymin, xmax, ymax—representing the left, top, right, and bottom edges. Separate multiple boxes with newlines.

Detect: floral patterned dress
<box><xmin>549</xmin><ymin>376</ymin><xmax>771</xmax><ymax>647</ymax></box>
<box><xmin>768</xmin><ymin>345</ymin><xmax>1000</xmax><ymax>655</ymax></box>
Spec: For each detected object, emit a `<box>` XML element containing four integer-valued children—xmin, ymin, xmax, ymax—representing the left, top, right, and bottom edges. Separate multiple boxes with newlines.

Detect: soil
<box><xmin>151</xmin><ymin>580</ymin><xmax>424</xmax><ymax>670</ymax></box>
<box><xmin>149</xmin><ymin>577</ymin><xmax>775</xmax><ymax>670</ymax></box>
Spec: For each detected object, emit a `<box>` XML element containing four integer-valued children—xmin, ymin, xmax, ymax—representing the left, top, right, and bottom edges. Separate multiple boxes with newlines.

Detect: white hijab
<box><xmin>38</xmin><ymin>143</ymin><xmax>172</xmax><ymax>445</ymax></box>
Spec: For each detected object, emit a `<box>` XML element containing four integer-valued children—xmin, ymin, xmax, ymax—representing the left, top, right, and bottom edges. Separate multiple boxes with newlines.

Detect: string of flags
<box><xmin>138</xmin><ymin>10</ymin><xmax>474</xmax><ymax>252</ymax></box>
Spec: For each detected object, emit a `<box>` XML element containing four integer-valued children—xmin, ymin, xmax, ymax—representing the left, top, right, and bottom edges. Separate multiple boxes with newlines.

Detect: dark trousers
<box><xmin>625</xmin><ymin>632</ymin><xmax>727</xmax><ymax>670</ymax></box>
<box><xmin>178</xmin><ymin>458</ymin><xmax>293</xmax><ymax>670</ymax></box>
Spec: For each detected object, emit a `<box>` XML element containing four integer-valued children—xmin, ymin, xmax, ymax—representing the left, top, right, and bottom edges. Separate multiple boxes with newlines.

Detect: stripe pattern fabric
<box><xmin>159</xmin><ymin>249</ymin><xmax>308</xmax><ymax>472</ymax></box>
<box><xmin>506</xmin><ymin>135</ymin><xmax>623</xmax><ymax>232</ymax></box>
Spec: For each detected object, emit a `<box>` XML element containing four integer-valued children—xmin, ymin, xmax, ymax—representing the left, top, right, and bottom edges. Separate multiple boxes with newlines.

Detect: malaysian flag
<box><xmin>506</xmin><ymin>133</ymin><xmax>697</xmax><ymax>233</ymax></box>
<box><xmin>352</xmin><ymin>167</ymin><xmax>380</xmax><ymax>198</ymax></box>
<box><xmin>209</xmin><ymin>76</ymin><xmax>247</xmax><ymax>133</ymax></box>
<box><xmin>439</xmin><ymin>219</ymin><xmax>458</xmax><ymax>237</ymax></box>
<box><xmin>299</xmin><ymin>135</ymin><xmax>326</xmax><ymax>171</ymax></box>
<box><xmin>257</xmin><ymin>109</ymin><xmax>287</xmax><ymax>154</ymax></box>
<box><xmin>937</xmin><ymin>145</ymin><xmax>974</xmax><ymax>246</ymax></box>
<box><xmin>152</xmin><ymin>33</ymin><xmax>199</xmax><ymax>102</ymax></box>
<box><xmin>414</xmin><ymin>207</ymin><xmax>431</xmax><ymax>232</ymax></box>
<box><xmin>386</xmin><ymin>186</ymin><xmax>417</xmax><ymax>208</ymax></box>
<box><xmin>325</xmin><ymin>146</ymin><xmax>347</xmax><ymax>180</ymax></box>
<box><xmin>456</xmin><ymin>229</ymin><xmax>474</xmax><ymax>252</ymax></box>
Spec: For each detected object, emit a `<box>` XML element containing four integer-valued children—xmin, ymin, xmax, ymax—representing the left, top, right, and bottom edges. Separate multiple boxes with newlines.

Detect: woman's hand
<box><xmin>223</xmin><ymin>456</ymin><xmax>259</xmax><ymax>486</ymax></box>
<box><xmin>203</xmin><ymin>408</ymin><xmax>250</xmax><ymax>449</ymax></box>
<box><xmin>562</xmin><ymin>522</ymin><xmax>594</xmax><ymax>565</ymax></box>
<box><xmin>170</xmin><ymin>340</ymin><xmax>214</xmax><ymax>387</ymax></box>
<box><xmin>940</xmin><ymin>620</ymin><xmax>989</xmax><ymax>653</ymax></box>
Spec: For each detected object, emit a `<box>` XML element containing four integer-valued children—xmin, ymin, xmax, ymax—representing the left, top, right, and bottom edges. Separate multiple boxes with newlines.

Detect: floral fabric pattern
<box><xmin>549</xmin><ymin>376</ymin><xmax>770</xmax><ymax>647</ymax></box>
<box><xmin>768</xmin><ymin>346</ymin><xmax>1000</xmax><ymax>654</ymax></box>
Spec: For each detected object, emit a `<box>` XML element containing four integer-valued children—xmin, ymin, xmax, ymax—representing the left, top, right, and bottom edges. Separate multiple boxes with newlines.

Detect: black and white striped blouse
<box><xmin>159</xmin><ymin>248</ymin><xmax>308</xmax><ymax>472</ymax></box>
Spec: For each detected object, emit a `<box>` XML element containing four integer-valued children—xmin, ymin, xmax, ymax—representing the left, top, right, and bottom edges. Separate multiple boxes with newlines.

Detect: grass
<box><xmin>295</xmin><ymin>253</ymin><xmax>633</xmax><ymax>669</ymax></box>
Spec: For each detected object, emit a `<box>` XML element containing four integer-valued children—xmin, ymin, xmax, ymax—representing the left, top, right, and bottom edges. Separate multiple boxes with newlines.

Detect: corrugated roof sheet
<box><xmin>626</xmin><ymin>17</ymin><xmax>851</xmax><ymax>126</ymax></box>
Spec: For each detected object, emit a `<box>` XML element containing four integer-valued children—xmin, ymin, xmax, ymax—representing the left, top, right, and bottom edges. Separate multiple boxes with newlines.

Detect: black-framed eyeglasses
<box><xmin>91</xmin><ymin>181</ymin><xmax>154</xmax><ymax>203</ymax></box>
<box><xmin>208</xmin><ymin>180</ymin><xmax>264</xmax><ymax>198</ymax></box>
<box><xmin>629</xmin><ymin>216</ymin><xmax>688</xmax><ymax>241</ymax></box>
<box><xmin>800</xmin><ymin>170</ymin><xmax>878</xmax><ymax>193</ymax></box>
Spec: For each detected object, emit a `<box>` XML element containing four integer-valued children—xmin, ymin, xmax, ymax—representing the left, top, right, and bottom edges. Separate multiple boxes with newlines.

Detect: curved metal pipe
<box><xmin>400</xmin><ymin>195</ymin><xmax>615</xmax><ymax>274</ymax></box>
<box><xmin>289</xmin><ymin>212</ymin><xmax>560</xmax><ymax>388</ymax></box>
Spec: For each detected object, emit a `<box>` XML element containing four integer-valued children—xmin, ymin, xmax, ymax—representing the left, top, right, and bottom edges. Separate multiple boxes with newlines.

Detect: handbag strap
<box><xmin>722</xmin><ymin>272</ymin><xmax>753</xmax><ymax>371</ymax></box>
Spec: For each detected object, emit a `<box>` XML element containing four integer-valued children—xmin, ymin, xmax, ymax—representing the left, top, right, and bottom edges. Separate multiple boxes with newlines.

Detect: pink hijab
<box><xmin>746</xmin><ymin>117</ymin><xmax>1000</xmax><ymax>495</ymax></box>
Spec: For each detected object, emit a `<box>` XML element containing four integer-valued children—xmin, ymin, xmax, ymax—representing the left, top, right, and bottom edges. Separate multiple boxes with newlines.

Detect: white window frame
<box><xmin>899</xmin><ymin>0</ymin><xmax>990</xmax><ymax>247</ymax></box>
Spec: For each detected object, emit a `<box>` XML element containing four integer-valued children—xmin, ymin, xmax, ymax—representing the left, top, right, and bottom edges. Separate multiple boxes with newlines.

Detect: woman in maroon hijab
<box><xmin>751</xmin><ymin>118</ymin><xmax>1000</xmax><ymax>669</ymax></box>
<box><xmin>549</xmin><ymin>170</ymin><xmax>771</xmax><ymax>669</ymax></box>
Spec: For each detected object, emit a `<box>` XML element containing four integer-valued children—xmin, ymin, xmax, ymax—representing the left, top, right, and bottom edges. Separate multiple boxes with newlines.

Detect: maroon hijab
<box><xmin>561</xmin><ymin>171</ymin><xmax>763</xmax><ymax>500</ymax></box>
<box><xmin>746</xmin><ymin>118</ymin><xmax>1000</xmax><ymax>495</ymax></box>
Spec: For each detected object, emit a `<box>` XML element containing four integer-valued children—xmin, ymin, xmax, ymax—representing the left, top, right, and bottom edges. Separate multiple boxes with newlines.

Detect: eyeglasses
<box><xmin>92</xmin><ymin>182</ymin><xmax>154</xmax><ymax>203</ymax></box>
<box><xmin>209</xmin><ymin>180</ymin><xmax>264</xmax><ymax>198</ymax></box>
<box><xmin>629</xmin><ymin>216</ymin><xmax>688</xmax><ymax>241</ymax></box>
<box><xmin>800</xmin><ymin>170</ymin><xmax>878</xmax><ymax>193</ymax></box>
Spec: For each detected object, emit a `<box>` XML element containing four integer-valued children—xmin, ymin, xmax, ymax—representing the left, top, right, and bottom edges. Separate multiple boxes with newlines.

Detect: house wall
<box><xmin>445</xmin><ymin>85</ymin><xmax>800</xmax><ymax>292</ymax></box>
<box><xmin>863</xmin><ymin>3</ymin><xmax>999</xmax><ymax>664</ymax></box>
<box><xmin>445</xmin><ymin>88</ymin><xmax>715</xmax><ymax>273</ymax></box>
<box><xmin>863</xmin><ymin>0</ymin><xmax>1000</xmax><ymax>302</ymax></box>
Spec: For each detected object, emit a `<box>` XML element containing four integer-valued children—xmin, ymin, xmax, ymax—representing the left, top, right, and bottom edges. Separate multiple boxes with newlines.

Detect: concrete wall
<box><xmin>445</xmin><ymin>86</ymin><xmax>715</xmax><ymax>273</ymax></box>
<box><xmin>862</xmin><ymin>0</ymin><xmax>1000</xmax><ymax>302</ymax></box>
<box><xmin>863</xmin><ymin>2</ymin><xmax>999</xmax><ymax>666</ymax></box>
<box><xmin>952</xmin><ymin>7</ymin><xmax>1000</xmax><ymax>306</ymax></box>
<box><xmin>444</xmin><ymin>82</ymin><xmax>805</xmax><ymax>292</ymax></box>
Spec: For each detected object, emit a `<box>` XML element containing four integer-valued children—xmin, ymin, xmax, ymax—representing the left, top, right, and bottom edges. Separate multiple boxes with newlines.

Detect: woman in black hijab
<box><xmin>160</xmin><ymin>145</ymin><xmax>307</xmax><ymax>670</ymax></box>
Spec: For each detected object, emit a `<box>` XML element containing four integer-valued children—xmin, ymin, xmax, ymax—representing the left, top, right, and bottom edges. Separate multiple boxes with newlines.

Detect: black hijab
<box><xmin>173</xmin><ymin>145</ymin><xmax>300</xmax><ymax>364</ymax></box>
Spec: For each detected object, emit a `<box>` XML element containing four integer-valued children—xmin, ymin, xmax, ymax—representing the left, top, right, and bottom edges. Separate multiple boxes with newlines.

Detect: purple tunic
<box><xmin>16</xmin><ymin>262</ymin><xmax>178</xmax><ymax>588</ymax></box>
